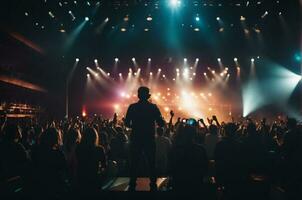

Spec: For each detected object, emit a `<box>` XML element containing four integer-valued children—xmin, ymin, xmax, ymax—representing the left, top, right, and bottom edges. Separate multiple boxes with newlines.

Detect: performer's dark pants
<box><xmin>129</xmin><ymin>138</ymin><xmax>156</xmax><ymax>188</ymax></box>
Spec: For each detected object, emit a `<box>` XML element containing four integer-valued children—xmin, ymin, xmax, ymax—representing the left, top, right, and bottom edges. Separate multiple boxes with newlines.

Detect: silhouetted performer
<box><xmin>125</xmin><ymin>86</ymin><xmax>165</xmax><ymax>191</ymax></box>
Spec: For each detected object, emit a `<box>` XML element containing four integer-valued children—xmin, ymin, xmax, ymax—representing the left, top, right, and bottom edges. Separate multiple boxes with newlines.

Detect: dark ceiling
<box><xmin>0</xmin><ymin>0</ymin><xmax>300</xmax><ymax>93</ymax></box>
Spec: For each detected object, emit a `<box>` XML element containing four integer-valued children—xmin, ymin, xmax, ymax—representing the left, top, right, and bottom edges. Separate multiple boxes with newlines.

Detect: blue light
<box><xmin>169</xmin><ymin>0</ymin><xmax>181</xmax><ymax>8</ymax></box>
<box><xmin>195</xmin><ymin>16</ymin><xmax>200</xmax><ymax>21</ymax></box>
<box><xmin>294</xmin><ymin>53</ymin><xmax>302</xmax><ymax>62</ymax></box>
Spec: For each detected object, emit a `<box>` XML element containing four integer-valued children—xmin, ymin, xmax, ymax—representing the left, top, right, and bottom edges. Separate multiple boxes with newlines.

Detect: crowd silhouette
<box><xmin>0</xmin><ymin>87</ymin><xmax>302</xmax><ymax>199</ymax></box>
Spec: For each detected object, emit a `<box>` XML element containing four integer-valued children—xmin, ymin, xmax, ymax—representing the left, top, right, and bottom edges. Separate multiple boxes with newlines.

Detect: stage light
<box><xmin>114</xmin><ymin>104</ymin><xmax>120</xmax><ymax>110</ymax></box>
<box><xmin>204</xmin><ymin>72</ymin><xmax>207</xmax><ymax>76</ymax></box>
<box><xmin>94</xmin><ymin>59</ymin><xmax>98</xmax><ymax>63</ymax></box>
<box><xmin>48</xmin><ymin>11</ymin><xmax>55</xmax><ymax>18</ymax></box>
<box><xmin>196</xmin><ymin>58</ymin><xmax>199</xmax><ymax>62</ymax></box>
<box><xmin>115</xmin><ymin>58</ymin><xmax>119</xmax><ymax>62</ymax></box>
<box><xmin>124</xmin><ymin>15</ymin><xmax>129</xmax><ymax>22</ymax></box>
<box><xmin>193</xmin><ymin>73</ymin><xmax>196</xmax><ymax>76</ymax></box>
<box><xmin>146</xmin><ymin>16</ymin><xmax>153</xmax><ymax>21</ymax></box>
<box><xmin>184</xmin><ymin>58</ymin><xmax>187</xmax><ymax>62</ymax></box>
<box><xmin>294</xmin><ymin>53</ymin><xmax>302</xmax><ymax>62</ymax></box>
<box><xmin>261</xmin><ymin>11</ymin><xmax>268</xmax><ymax>18</ymax></box>
<box><xmin>195</xmin><ymin>16</ymin><xmax>200</xmax><ymax>21</ymax></box>
<box><xmin>105</xmin><ymin>17</ymin><xmax>109</xmax><ymax>22</ymax></box>
<box><xmin>158</xmin><ymin>68</ymin><xmax>162</xmax><ymax>72</ymax></box>
<box><xmin>234</xmin><ymin>58</ymin><xmax>238</xmax><ymax>62</ymax></box>
<box><xmin>132</xmin><ymin>57</ymin><xmax>135</xmax><ymax>61</ymax></box>
<box><xmin>163</xmin><ymin>74</ymin><xmax>166</xmax><ymax>78</ymax></box>
<box><xmin>120</xmin><ymin>92</ymin><xmax>126</xmax><ymax>97</ymax></box>
<box><xmin>85</xmin><ymin>17</ymin><xmax>89</xmax><ymax>21</ymax></box>
<box><xmin>212</xmin><ymin>70</ymin><xmax>215</xmax><ymax>74</ymax></box>
<box><xmin>170</xmin><ymin>0</ymin><xmax>181</xmax><ymax>8</ymax></box>
<box><xmin>251</xmin><ymin>58</ymin><xmax>255</xmax><ymax>62</ymax></box>
<box><xmin>243</xmin><ymin>62</ymin><xmax>301</xmax><ymax>117</ymax></box>
<box><xmin>217</xmin><ymin>58</ymin><xmax>221</xmax><ymax>62</ymax></box>
<box><xmin>76</xmin><ymin>58</ymin><xmax>79</xmax><ymax>62</ymax></box>
<box><xmin>176</xmin><ymin>68</ymin><xmax>179</xmax><ymax>72</ymax></box>
<box><xmin>86</xmin><ymin>74</ymin><xmax>90</xmax><ymax>77</ymax></box>
<box><xmin>150</xmin><ymin>72</ymin><xmax>153</xmax><ymax>75</ymax></box>
<box><xmin>148</xmin><ymin>58</ymin><xmax>151</xmax><ymax>62</ymax></box>
<box><xmin>216</xmin><ymin>17</ymin><xmax>220</xmax><ymax>21</ymax></box>
<box><xmin>183</xmin><ymin>68</ymin><xmax>189</xmax><ymax>78</ymax></box>
<box><xmin>194</xmin><ymin>28</ymin><xmax>200</xmax><ymax>32</ymax></box>
<box><xmin>119</xmin><ymin>73</ymin><xmax>122</xmax><ymax>77</ymax></box>
<box><xmin>107</xmin><ymin>73</ymin><xmax>110</xmax><ymax>76</ymax></box>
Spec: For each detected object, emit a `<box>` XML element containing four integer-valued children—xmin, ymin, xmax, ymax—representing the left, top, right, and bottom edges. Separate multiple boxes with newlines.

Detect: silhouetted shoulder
<box><xmin>150</xmin><ymin>102</ymin><xmax>158</xmax><ymax>107</ymax></box>
<box><xmin>129</xmin><ymin>103</ymin><xmax>137</xmax><ymax>107</ymax></box>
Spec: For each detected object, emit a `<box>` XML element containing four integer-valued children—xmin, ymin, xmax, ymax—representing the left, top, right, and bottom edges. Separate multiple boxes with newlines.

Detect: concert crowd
<box><xmin>0</xmin><ymin>110</ymin><xmax>301</xmax><ymax>199</ymax></box>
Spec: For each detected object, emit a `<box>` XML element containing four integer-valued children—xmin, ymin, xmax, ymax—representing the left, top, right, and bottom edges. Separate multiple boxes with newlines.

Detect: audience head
<box><xmin>65</xmin><ymin>128</ymin><xmax>81</xmax><ymax>151</ymax></box>
<box><xmin>40</xmin><ymin>128</ymin><xmax>62</xmax><ymax>150</ymax></box>
<box><xmin>115</xmin><ymin>126</ymin><xmax>124</xmax><ymax>135</ymax></box>
<box><xmin>247</xmin><ymin>122</ymin><xmax>257</xmax><ymax>136</ymax></box>
<box><xmin>224</xmin><ymin>123</ymin><xmax>237</xmax><ymax>138</ymax></box>
<box><xmin>81</xmin><ymin>127</ymin><xmax>99</xmax><ymax>146</ymax></box>
<box><xmin>2</xmin><ymin>123</ymin><xmax>21</xmax><ymax>142</ymax></box>
<box><xmin>183</xmin><ymin>125</ymin><xmax>196</xmax><ymax>144</ymax></box>
<box><xmin>138</xmin><ymin>86</ymin><xmax>151</xmax><ymax>100</ymax></box>
<box><xmin>157</xmin><ymin>127</ymin><xmax>164</xmax><ymax>137</ymax></box>
<box><xmin>209</xmin><ymin>124</ymin><xmax>218</xmax><ymax>135</ymax></box>
<box><xmin>286</xmin><ymin>117</ymin><xmax>297</xmax><ymax>130</ymax></box>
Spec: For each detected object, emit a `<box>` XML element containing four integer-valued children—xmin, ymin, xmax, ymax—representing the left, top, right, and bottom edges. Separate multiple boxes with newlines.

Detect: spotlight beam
<box><xmin>64</xmin><ymin>19</ymin><xmax>89</xmax><ymax>51</ymax></box>
<box><xmin>65</xmin><ymin>59</ymin><xmax>80</xmax><ymax>118</ymax></box>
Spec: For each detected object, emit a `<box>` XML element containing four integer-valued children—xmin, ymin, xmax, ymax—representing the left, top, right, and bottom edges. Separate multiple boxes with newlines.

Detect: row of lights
<box><xmin>77</xmin><ymin>57</ymin><xmax>259</xmax><ymax>62</ymax></box>
<box><xmin>87</xmin><ymin>68</ymin><xmax>231</xmax><ymax>77</ymax></box>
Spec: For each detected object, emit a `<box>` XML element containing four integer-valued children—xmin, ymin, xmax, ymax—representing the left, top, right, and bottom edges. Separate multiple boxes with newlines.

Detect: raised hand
<box><xmin>170</xmin><ymin>110</ymin><xmax>174</xmax><ymax>117</ymax></box>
